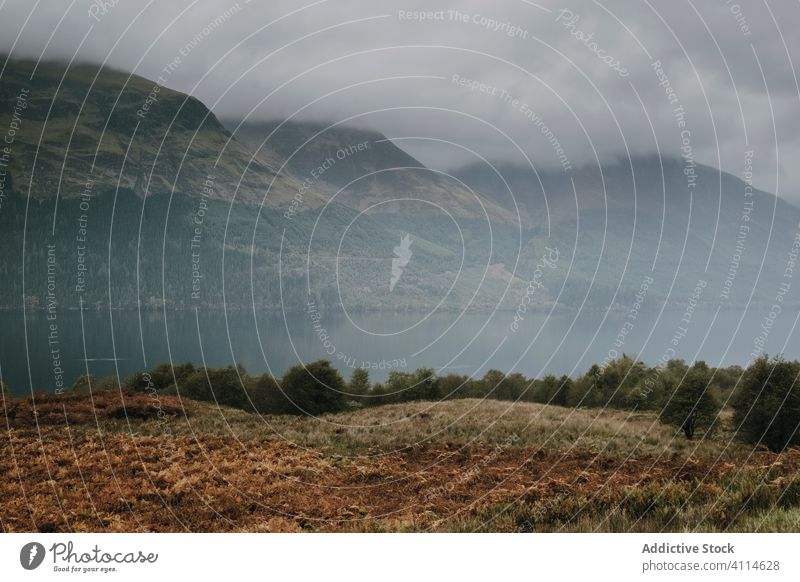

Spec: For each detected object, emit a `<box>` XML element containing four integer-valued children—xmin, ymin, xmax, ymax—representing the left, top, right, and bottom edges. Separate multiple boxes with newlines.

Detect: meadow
<box><xmin>2</xmin><ymin>389</ymin><xmax>798</xmax><ymax>532</ymax></box>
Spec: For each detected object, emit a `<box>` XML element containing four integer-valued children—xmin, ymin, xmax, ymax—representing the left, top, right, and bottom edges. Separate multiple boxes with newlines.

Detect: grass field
<box><xmin>2</xmin><ymin>390</ymin><xmax>799</xmax><ymax>532</ymax></box>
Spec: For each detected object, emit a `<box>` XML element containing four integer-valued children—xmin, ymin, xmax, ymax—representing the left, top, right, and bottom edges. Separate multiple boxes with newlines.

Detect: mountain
<box><xmin>223</xmin><ymin>119</ymin><xmax>515</xmax><ymax>222</ymax></box>
<box><xmin>0</xmin><ymin>59</ymin><xmax>525</xmax><ymax>312</ymax></box>
<box><xmin>0</xmin><ymin>59</ymin><xmax>304</xmax><ymax>206</ymax></box>
<box><xmin>2</xmin><ymin>56</ymin><xmax>795</xmax><ymax>315</ymax></box>
<box><xmin>453</xmin><ymin>157</ymin><xmax>800</xmax><ymax>309</ymax></box>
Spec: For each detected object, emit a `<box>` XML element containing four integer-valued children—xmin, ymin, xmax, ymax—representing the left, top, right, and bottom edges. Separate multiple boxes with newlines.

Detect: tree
<box><xmin>367</xmin><ymin>382</ymin><xmax>387</xmax><ymax>406</ymax></box>
<box><xmin>625</xmin><ymin>372</ymin><xmax>667</xmax><ymax>410</ymax></box>
<box><xmin>280</xmin><ymin>360</ymin><xmax>349</xmax><ymax>415</ymax></box>
<box><xmin>437</xmin><ymin>373</ymin><xmax>470</xmax><ymax>400</ymax></box>
<box><xmin>567</xmin><ymin>365</ymin><xmax>602</xmax><ymax>407</ymax></box>
<box><xmin>659</xmin><ymin>361</ymin><xmax>721</xmax><ymax>439</ymax></box>
<box><xmin>552</xmin><ymin>375</ymin><xmax>573</xmax><ymax>407</ymax></box>
<box><xmin>600</xmin><ymin>355</ymin><xmax>647</xmax><ymax>408</ymax></box>
<box><xmin>349</xmin><ymin>368</ymin><xmax>370</xmax><ymax>396</ymax></box>
<box><xmin>628</xmin><ymin>359</ymin><xmax>688</xmax><ymax>410</ymax></box>
<box><xmin>732</xmin><ymin>357</ymin><xmax>800</xmax><ymax>452</ymax></box>
<box><xmin>405</xmin><ymin>368</ymin><xmax>440</xmax><ymax>401</ymax></box>
<box><xmin>478</xmin><ymin>369</ymin><xmax>505</xmax><ymax>400</ymax></box>
<box><xmin>384</xmin><ymin>370</ymin><xmax>413</xmax><ymax>403</ymax></box>
<box><xmin>499</xmin><ymin>372</ymin><xmax>528</xmax><ymax>401</ymax></box>
<box><xmin>533</xmin><ymin>374</ymin><xmax>571</xmax><ymax>406</ymax></box>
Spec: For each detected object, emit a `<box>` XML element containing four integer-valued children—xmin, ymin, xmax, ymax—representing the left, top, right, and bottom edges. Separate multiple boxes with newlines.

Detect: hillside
<box><xmin>0</xmin><ymin>59</ymin><xmax>301</xmax><ymax>205</ymax></box>
<box><xmin>0</xmin><ymin>59</ymin><xmax>526</xmax><ymax>311</ymax></box>
<box><xmin>454</xmin><ymin>157</ymin><xmax>800</xmax><ymax>308</ymax></box>
<box><xmin>225</xmin><ymin>119</ymin><xmax>516</xmax><ymax>222</ymax></box>
<box><xmin>2</xmin><ymin>392</ymin><xmax>799</xmax><ymax>532</ymax></box>
<box><xmin>2</xmin><ymin>57</ymin><xmax>798</xmax><ymax>313</ymax></box>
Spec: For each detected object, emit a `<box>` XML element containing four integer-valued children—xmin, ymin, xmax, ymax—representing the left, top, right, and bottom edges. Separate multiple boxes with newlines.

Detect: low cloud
<box><xmin>2</xmin><ymin>0</ymin><xmax>800</xmax><ymax>200</ymax></box>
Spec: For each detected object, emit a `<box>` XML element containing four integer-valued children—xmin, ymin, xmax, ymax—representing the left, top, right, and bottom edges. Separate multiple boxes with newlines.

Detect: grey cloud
<box><xmin>2</xmin><ymin>0</ymin><xmax>800</xmax><ymax>200</ymax></box>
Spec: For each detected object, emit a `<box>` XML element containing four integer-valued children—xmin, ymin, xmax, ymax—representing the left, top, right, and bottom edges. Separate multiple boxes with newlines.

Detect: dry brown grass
<box><xmin>2</xmin><ymin>392</ymin><xmax>796</xmax><ymax>533</ymax></box>
<box><xmin>99</xmin><ymin>397</ymin><xmax>750</xmax><ymax>461</ymax></box>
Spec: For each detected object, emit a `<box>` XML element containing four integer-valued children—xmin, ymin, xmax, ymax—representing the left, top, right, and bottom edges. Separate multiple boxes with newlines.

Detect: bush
<box><xmin>0</xmin><ymin>382</ymin><xmax>10</xmax><ymax>410</ymax></box>
<box><xmin>248</xmin><ymin>374</ymin><xmax>288</xmax><ymax>414</ymax></box>
<box><xmin>71</xmin><ymin>373</ymin><xmax>95</xmax><ymax>394</ymax></box>
<box><xmin>659</xmin><ymin>361</ymin><xmax>721</xmax><ymax>439</ymax></box>
<box><xmin>732</xmin><ymin>356</ymin><xmax>800</xmax><ymax>451</ymax></box>
<box><xmin>125</xmin><ymin>371</ymin><xmax>154</xmax><ymax>392</ymax></box>
<box><xmin>126</xmin><ymin>363</ymin><xmax>195</xmax><ymax>393</ymax></box>
<box><xmin>280</xmin><ymin>360</ymin><xmax>349</xmax><ymax>415</ymax></box>
<box><xmin>148</xmin><ymin>362</ymin><xmax>195</xmax><ymax>391</ymax></box>
<box><xmin>70</xmin><ymin>374</ymin><xmax>118</xmax><ymax>394</ymax></box>
<box><xmin>181</xmin><ymin>364</ymin><xmax>248</xmax><ymax>409</ymax></box>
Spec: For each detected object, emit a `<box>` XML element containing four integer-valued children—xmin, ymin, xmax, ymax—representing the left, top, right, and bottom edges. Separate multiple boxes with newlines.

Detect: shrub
<box><xmin>125</xmin><ymin>371</ymin><xmax>154</xmax><ymax>392</ymax></box>
<box><xmin>732</xmin><ymin>356</ymin><xmax>800</xmax><ymax>451</ymax></box>
<box><xmin>148</xmin><ymin>362</ymin><xmax>195</xmax><ymax>391</ymax></box>
<box><xmin>71</xmin><ymin>373</ymin><xmax>95</xmax><ymax>394</ymax></box>
<box><xmin>280</xmin><ymin>360</ymin><xmax>349</xmax><ymax>415</ymax></box>
<box><xmin>181</xmin><ymin>364</ymin><xmax>248</xmax><ymax>409</ymax></box>
<box><xmin>0</xmin><ymin>381</ymin><xmax>9</xmax><ymax>412</ymax></box>
<box><xmin>248</xmin><ymin>374</ymin><xmax>288</xmax><ymax>415</ymax></box>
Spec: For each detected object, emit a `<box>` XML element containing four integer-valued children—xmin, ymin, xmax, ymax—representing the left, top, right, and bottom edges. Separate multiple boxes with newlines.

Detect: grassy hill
<box><xmin>3</xmin><ymin>391</ymin><xmax>798</xmax><ymax>532</ymax></box>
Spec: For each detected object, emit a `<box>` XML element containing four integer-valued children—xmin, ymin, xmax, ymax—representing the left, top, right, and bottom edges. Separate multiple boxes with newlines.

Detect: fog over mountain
<box><xmin>2</xmin><ymin>2</ymin><xmax>800</xmax><ymax>372</ymax></box>
<box><xmin>1</xmin><ymin>0</ymin><xmax>800</xmax><ymax>201</ymax></box>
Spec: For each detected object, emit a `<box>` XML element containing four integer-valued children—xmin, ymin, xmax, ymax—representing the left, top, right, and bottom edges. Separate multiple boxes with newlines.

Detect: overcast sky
<box><xmin>2</xmin><ymin>0</ymin><xmax>800</xmax><ymax>202</ymax></box>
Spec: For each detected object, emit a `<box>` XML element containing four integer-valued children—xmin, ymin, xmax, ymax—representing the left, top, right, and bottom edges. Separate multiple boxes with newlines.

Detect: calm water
<box><xmin>1</xmin><ymin>306</ymin><xmax>798</xmax><ymax>395</ymax></box>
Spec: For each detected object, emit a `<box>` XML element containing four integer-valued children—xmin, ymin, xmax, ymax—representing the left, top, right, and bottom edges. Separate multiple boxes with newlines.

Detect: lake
<box><xmin>1</xmin><ymin>305</ymin><xmax>797</xmax><ymax>395</ymax></box>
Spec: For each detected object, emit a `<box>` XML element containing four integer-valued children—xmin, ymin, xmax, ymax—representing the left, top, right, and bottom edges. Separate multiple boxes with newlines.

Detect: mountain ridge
<box><xmin>1</xmin><ymin>56</ymin><xmax>797</xmax><ymax>313</ymax></box>
<box><xmin>224</xmin><ymin>118</ymin><xmax>517</xmax><ymax>222</ymax></box>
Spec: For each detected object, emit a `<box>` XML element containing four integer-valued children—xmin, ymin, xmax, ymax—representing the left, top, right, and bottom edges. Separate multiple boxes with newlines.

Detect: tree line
<box><xmin>54</xmin><ymin>354</ymin><xmax>800</xmax><ymax>452</ymax></box>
